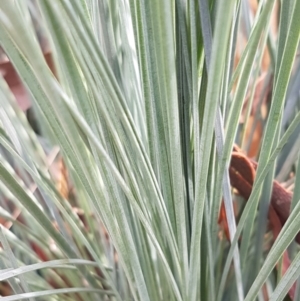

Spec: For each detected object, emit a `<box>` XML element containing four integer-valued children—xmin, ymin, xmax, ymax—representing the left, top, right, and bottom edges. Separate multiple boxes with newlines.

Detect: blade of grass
<box><xmin>188</xmin><ymin>1</ymin><xmax>236</xmax><ymax>300</ymax></box>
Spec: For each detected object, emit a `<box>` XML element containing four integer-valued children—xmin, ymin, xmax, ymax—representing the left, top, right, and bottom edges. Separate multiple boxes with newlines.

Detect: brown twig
<box><xmin>229</xmin><ymin>145</ymin><xmax>298</xmax><ymax>242</ymax></box>
<box><xmin>218</xmin><ymin>145</ymin><xmax>297</xmax><ymax>299</ymax></box>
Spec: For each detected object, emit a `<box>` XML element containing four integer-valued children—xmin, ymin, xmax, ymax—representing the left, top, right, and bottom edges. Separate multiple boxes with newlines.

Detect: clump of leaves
<box><xmin>0</xmin><ymin>1</ymin><xmax>300</xmax><ymax>301</ymax></box>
